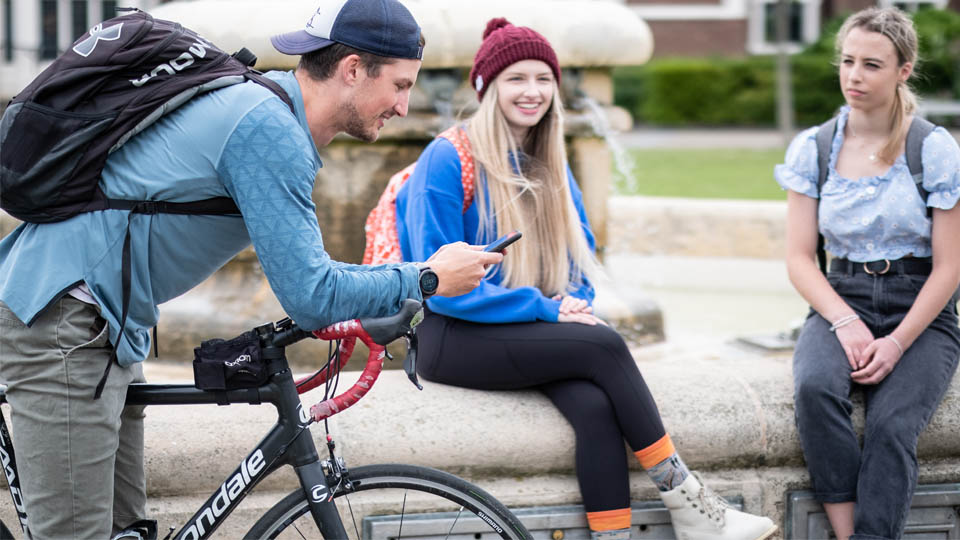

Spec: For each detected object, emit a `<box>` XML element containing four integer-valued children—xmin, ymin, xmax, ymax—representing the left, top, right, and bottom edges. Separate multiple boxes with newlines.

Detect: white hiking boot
<box><xmin>660</xmin><ymin>474</ymin><xmax>777</xmax><ymax>540</ymax></box>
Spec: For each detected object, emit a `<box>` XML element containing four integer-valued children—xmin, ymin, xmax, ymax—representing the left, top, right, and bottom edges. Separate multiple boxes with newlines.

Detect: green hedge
<box><xmin>913</xmin><ymin>8</ymin><xmax>960</xmax><ymax>97</ymax></box>
<box><xmin>613</xmin><ymin>8</ymin><xmax>960</xmax><ymax>127</ymax></box>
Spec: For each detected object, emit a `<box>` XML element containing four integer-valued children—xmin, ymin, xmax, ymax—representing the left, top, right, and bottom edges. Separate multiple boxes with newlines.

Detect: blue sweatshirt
<box><xmin>395</xmin><ymin>136</ymin><xmax>596</xmax><ymax>323</ymax></box>
<box><xmin>0</xmin><ymin>71</ymin><xmax>421</xmax><ymax>365</ymax></box>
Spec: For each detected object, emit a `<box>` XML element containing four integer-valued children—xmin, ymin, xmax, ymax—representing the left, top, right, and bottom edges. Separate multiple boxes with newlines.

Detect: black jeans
<box><xmin>415</xmin><ymin>309</ymin><xmax>666</xmax><ymax>513</ymax></box>
<box><xmin>793</xmin><ymin>271</ymin><xmax>960</xmax><ymax>540</ymax></box>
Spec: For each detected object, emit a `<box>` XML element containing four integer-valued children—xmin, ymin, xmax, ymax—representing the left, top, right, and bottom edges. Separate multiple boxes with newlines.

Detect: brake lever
<box><xmin>403</xmin><ymin>330</ymin><xmax>423</xmax><ymax>391</ymax></box>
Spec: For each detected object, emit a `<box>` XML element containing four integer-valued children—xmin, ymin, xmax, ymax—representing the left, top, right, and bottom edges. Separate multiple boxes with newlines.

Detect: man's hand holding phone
<box><xmin>483</xmin><ymin>230</ymin><xmax>522</xmax><ymax>253</ymax></box>
<box><xmin>422</xmin><ymin>232</ymin><xmax>521</xmax><ymax>298</ymax></box>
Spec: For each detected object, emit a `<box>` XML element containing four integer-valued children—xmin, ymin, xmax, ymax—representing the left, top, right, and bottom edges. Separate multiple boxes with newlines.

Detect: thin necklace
<box><xmin>847</xmin><ymin>120</ymin><xmax>879</xmax><ymax>162</ymax></box>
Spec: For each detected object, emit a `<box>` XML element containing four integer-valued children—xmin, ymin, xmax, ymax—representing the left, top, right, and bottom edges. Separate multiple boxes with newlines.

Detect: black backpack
<box><xmin>0</xmin><ymin>8</ymin><xmax>292</xmax><ymax>223</ymax></box>
<box><xmin>813</xmin><ymin>116</ymin><xmax>935</xmax><ymax>272</ymax></box>
<box><xmin>0</xmin><ymin>8</ymin><xmax>294</xmax><ymax>398</ymax></box>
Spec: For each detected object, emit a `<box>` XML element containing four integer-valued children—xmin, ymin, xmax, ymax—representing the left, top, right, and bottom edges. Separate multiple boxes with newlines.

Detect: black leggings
<box><xmin>416</xmin><ymin>310</ymin><xmax>667</xmax><ymax>512</ymax></box>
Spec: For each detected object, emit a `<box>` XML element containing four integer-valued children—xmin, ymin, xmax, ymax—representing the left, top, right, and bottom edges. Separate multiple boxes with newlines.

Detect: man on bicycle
<box><xmin>0</xmin><ymin>0</ymin><xmax>501</xmax><ymax>537</ymax></box>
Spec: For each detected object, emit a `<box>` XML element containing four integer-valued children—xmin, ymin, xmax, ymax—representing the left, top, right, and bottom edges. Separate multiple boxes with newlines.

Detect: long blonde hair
<box><xmin>836</xmin><ymin>6</ymin><xmax>919</xmax><ymax>164</ymax></box>
<box><xmin>465</xmin><ymin>82</ymin><xmax>602</xmax><ymax>297</ymax></box>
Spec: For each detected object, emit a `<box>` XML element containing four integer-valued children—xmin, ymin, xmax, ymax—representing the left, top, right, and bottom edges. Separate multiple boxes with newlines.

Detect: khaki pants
<box><xmin>0</xmin><ymin>297</ymin><xmax>146</xmax><ymax>539</ymax></box>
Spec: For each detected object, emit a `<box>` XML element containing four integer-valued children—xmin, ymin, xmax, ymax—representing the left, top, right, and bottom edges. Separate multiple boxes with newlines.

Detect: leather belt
<box><xmin>830</xmin><ymin>257</ymin><xmax>932</xmax><ymax>276</ymax></box>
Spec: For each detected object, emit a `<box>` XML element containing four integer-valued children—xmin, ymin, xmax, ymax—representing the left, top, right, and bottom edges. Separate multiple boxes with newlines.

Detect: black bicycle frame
<box><xmin>0</xmin><ymin>343</ymin><xmax>349</xmax><ymax>540</ymax></box>
<box><xmin>0</xmin><ymin>401</ymin><xmax>27</xmax><ymax>533</ymax></box>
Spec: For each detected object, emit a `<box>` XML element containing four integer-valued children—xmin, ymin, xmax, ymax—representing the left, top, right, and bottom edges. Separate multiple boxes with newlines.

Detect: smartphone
<box><xmin>483</xmin><ymin>230</ymin><xmax>522</xmax><ymax>253</ymax></box>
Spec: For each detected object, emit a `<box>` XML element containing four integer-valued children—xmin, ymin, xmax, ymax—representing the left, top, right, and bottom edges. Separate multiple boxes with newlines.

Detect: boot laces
<box><xmin>695</xmin><ymin>483</ymin><xmax>729</xmax><ymax>527</ymax></box>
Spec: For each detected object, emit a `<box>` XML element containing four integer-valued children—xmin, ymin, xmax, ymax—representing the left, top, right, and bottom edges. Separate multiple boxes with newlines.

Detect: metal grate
<box><xmin>364</xmin><ymin>498</ymin><xmax>744</xmax><ymax>540</ymax></box>
<box><xmin>786</xmin><ymin>483</ymin><xmax>960</xmax><ymax>539</ymax></box>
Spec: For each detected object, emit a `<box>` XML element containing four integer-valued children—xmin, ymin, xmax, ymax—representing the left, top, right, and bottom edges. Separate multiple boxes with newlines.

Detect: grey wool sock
<box><xmin>646</xmin><ymin>452</ymin><xmax>691</xmax><ymax>492</ymax></box>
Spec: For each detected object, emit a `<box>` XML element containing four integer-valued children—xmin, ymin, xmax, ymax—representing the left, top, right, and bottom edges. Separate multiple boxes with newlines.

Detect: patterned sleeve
<box><xmin>217</xmin><ymin>98</ymin><xmax>420</xmax><ymax>331</ymax></box>
<box><xmin>774</xmin><ymin>126</ymin><xmax>820</xmax><ymax>198</ymax></box>
<box><xmin>922</xmin><ymin>127</ymin><xmax>960</xmax><ymax>210</ymax></box>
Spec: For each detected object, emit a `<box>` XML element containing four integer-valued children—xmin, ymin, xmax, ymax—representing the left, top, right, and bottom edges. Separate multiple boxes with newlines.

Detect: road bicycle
<box><xmin>0</xmin><ymin>299</ymin><xmax>531</xmax><ymax>539</ymax></box>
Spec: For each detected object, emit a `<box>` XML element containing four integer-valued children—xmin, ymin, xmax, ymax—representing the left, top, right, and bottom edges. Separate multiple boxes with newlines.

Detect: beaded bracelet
<box><xmin>829</xmin><ymin>314</ymin><xmax>860</xmax><ymax>332</ymax></box>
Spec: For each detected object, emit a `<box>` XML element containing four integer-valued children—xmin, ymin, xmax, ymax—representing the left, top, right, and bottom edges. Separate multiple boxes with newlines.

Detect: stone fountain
<box><xmin>0</xmin><ymin>0</ymin><xmax>660</xmax><ymax>365</ymax></box>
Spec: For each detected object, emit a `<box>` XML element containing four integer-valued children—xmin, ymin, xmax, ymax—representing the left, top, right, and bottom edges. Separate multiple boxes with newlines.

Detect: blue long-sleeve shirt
<box><xmin>395</xmin><ymin>136</ymin><xmax>595</xmax><ymax>323</ymax></box>
<box><xmin>0</xmin><ymin>70</ymin><xmax>421</xmax><ymax>365</ymax></box>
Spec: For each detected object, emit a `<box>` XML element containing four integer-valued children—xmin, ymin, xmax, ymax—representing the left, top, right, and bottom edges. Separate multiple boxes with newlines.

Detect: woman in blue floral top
<box><xmin>777</xmin><ymin>7</ymin><xmax>960</xmax><ymax>540</ymax></box>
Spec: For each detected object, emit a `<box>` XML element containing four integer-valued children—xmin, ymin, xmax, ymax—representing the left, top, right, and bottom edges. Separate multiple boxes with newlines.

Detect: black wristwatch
<box><xmin>418</xmin><ymin>265</ymin><xmax>439</xmax><ymax>298</ymax></box>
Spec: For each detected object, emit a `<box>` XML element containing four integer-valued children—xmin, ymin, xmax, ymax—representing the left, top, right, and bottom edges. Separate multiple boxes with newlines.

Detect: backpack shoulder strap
<box><xmin>815</xmin><ymin>116</ymin><xmax>839</xmax><ymax>197</ymax></box>
<box><xmin>245</xmin><ymin>70</ymin><xmax>294</xmax><ymax>113</ymax></box>
<box><xmin>905</xmin><ymin>116</ymin><xmax>934</xmax><ymax>177</ymax></box>
<box><xmin>905</xmin><ymin>116</ymin><xmax>935</xmax><ymax>216</ymax></box>
<box><xmin>437</xmin><ymin>125</ymin><xmax>476</xmax><ymax>213</ymax></box>
<box><xmin>814</xmin><ymin>117</ymin><xmax>839</xmax><ymax>274</ymax></box>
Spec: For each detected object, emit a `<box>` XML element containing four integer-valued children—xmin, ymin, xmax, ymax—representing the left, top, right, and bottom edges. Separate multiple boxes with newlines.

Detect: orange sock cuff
<box><xmin>634</xmin><ymin>433</ymin><xmax>676</xmax><ymax>469</ymax></box>
<box><xmin>586</xmin><ymin>508</ymin><xmax>631</xmax><ymax>532</ymax></box>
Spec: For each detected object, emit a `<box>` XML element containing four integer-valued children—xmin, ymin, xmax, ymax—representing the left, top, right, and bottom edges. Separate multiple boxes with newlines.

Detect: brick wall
<box><xmin>647</xmin><ymin>19</ymin><xmax>749</xmax><ymax>57</ymax></box>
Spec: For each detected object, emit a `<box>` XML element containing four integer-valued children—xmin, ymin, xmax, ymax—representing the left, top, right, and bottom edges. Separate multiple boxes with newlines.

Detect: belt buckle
<box><xmin>864</xmin><ymin>259</ymin><xmax>891</xmax><ymax>275</ymax></box>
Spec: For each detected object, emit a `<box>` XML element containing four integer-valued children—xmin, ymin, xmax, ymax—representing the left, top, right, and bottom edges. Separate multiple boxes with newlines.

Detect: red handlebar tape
<box><xmin>293</xmin><ymin>320</ymin><xmax>386</xmax><ymax>422</ymax></box>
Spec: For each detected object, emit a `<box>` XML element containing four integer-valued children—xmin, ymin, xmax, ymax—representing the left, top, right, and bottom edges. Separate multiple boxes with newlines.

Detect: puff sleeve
<box><xmin>922</xmin><ymin>127</ymin><xmax>960</xmax><ymax>211</ymax></box>
<box><xmin>774</xmin><ymin>126</ymin><xmax>821</xmax><ymax>199</ymax></box>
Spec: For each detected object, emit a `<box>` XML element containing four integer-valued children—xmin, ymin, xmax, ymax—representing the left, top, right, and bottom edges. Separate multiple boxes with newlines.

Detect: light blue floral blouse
<box><xmin>775</xmin><ymin>107</ymin><xmax>960</xmax><ymax>261</ymax></box>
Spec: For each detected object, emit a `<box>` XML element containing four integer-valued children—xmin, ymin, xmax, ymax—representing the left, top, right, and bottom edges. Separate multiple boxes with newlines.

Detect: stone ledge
<box><xmin>4</xmin><ymin>345</ymin><xmax>960</xmax><ymax>488</ymax></box>
<box><xmin>607</xmin><ymin>196</ymin><xmax>787</xmax><ymax>259</ymax></box>
<box><xmin>129</xmin><ymin>345</ymin><xmax>960</xmax><ymax>516</ymax></box>
<box><xmin>2</xmin><ymin>346</ymin><xmax>960</xmax><ymax>534</ymax></box>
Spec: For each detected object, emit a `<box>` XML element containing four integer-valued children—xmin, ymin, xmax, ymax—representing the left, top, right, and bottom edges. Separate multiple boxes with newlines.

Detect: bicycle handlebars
<box><xmin>292</xmin><ymin>299</ymin><xmax>422</xmax><ymax>422</ymax></box>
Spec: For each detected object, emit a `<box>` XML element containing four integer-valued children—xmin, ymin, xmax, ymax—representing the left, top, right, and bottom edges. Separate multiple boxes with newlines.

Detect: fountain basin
<box><xmin>148</xmin><ymin>0</ymin><xmax>652</xmax><ymax>262</ymax></box>
<box><xmin>0</xmin><ymin>1</ymin><xmax>664</xmax><ymax>364</ymax></box>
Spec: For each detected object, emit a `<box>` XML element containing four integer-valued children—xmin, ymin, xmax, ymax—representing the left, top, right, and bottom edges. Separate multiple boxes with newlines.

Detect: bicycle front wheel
<box><xmin>246</xmin><ymin>463</ymin><xmax>530</xmax><ymax>539</ymax></box>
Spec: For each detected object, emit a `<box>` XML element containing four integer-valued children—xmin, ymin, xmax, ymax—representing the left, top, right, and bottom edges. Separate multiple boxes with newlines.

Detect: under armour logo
<box><xmin>72</xmin><ymin>22</ymin><xmax>123</xmax><ymax>57</ymax></box>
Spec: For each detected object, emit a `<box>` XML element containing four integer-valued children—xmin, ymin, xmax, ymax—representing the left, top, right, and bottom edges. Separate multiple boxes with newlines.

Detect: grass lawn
<box><xmin>614</xmin><ymin>148</ymin><xmax>789</xmax><ymax>200</ymax></box>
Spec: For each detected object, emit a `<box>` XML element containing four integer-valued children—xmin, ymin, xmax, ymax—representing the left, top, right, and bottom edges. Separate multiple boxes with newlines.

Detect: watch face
<box><xmin>420</xmin><ymin>269</ymin><xmax>439</xmax><ymax>295</ymax></box>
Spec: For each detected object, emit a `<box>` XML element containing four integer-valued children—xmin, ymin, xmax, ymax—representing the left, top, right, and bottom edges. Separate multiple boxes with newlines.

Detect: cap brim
<box><xmin>270</xmin><ymin>30</ymin><xmax>336</xmax><ymax>55</ymax></box>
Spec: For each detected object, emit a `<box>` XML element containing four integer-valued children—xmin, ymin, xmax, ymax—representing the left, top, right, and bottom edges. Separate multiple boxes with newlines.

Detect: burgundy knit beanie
<box><xmin>469</xmin><ymin>18</ymin><xmax>561</xmax><ymax>101</ymax></box>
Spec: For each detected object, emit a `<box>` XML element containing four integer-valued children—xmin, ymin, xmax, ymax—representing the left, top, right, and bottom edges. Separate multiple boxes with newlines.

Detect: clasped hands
<box><xmin>834</xmin><ymin>319</ymin><xmax>903</xmax><ymax>384</ymax></box>
<box><xmin>553</xmin><ymin>295</ymin><xmax>607</xmax><ymax>326</ymax></box>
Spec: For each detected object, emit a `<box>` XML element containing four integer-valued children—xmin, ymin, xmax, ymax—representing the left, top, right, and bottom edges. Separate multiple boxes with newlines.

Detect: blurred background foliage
<box><xmin>613</xmin><ymin>8</ymin><xmax>960</xmax><ymax>127</ymax></box>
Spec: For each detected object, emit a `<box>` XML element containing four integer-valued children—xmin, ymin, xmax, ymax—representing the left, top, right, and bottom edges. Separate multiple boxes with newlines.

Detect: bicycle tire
<box><xmin>246</xmin><ymin>463</ymin><xmax>530</xmax><ymax>539</ymax></box>
<box><xmin>0</xmin><ymin>520</ymin><xmax>15</xmax><ymax>540</ymax></box>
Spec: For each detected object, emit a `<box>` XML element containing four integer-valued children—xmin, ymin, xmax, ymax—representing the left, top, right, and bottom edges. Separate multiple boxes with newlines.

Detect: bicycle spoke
<box><xmin>293</xmin><ymin>522</ymin><xmax>307</xmax><ymax>540</ymax></box>
<box><xmin>345</xmin><ymin>493</ymin><xmax>361</xmax><ymax>540</ymax></box>
<box><xmin>397</xmin><ymin>490</ymin><xmax>407</xmax><ymax>538</ymax></box>
<box><xmin>247</xmin><ymin>466</ymin><xmax>529</xmax><ymax>539</ymax></box>
<box><xmin>444</xmin><ymin>506</ymin><xmax>465</xmax><ymax>539</ymax></box>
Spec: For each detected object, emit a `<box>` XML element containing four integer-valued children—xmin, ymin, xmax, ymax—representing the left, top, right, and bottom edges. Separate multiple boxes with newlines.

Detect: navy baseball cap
<box><xmin>271</xmin><ymin>0</ymin><xmax>423</xmax><ymax>60</ymax></box>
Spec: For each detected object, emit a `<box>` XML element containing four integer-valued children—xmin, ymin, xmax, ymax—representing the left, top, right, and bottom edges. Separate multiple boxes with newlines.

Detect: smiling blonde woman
<box><xmin>395</xmin><ymin>17</ymin><xmax>776</xmax><ymax>540</ymax></box>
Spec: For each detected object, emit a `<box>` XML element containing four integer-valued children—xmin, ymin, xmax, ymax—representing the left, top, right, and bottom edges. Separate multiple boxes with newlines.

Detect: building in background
<box><xmin>627</xmin><ymin>0</ymin><xmax>958</xmax><ymax>56</ymax></box>
<box><xmin>1</xmin><ymin>0</ymin><xmax>164</xmax><ymax>99</ymax></box>
<box><xmin>2</xmin><ymin>0</ymin><xmax>958</xmax><ymax>99</ymax></box>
